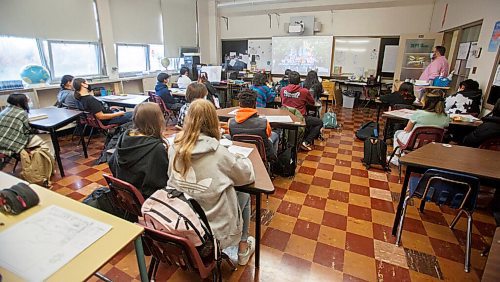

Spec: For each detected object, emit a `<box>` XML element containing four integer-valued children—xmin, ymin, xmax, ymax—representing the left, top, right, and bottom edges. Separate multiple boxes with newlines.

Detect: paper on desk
<box><xmin>0</xmin><ymin>205</ymin><xmax>112</xmax><ymax>281</ymax></box>
<box><xmin>264</xmin><ymin>115</ymin><xmax>293</xmax><ymax>123</ymax></box>
<box><xmin>101</xmin><ymin>95</ymin><xmax>127</xmax><ymax>100</ymax></box>
<box><xmin>228</xmin><ymin>145</ymin><xmax>253</xmax><ymax>158</ymax></box>
<box><xmin>228</xmin><ymin>109</ymin><xmax>239</xmax><ymax>115</ymax></box>
<box><xmin>28</xmin><ymin>113</ymin><xmax>48</xmax><ymax>121</ymax></box>
<box><xmin>384</xmin><ymin>109</ymin><xmax>415</xmax><ymax>119</ymax></box>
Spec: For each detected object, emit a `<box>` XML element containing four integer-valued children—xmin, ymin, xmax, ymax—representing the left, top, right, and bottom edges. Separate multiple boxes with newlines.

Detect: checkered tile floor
<box><xmin>4</xmin><ymin>106</ymin><xmax>496</xmax><ymax>281</ymax></box>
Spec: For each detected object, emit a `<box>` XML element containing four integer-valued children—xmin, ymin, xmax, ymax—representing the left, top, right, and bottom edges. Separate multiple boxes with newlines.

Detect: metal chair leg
<box><xmin>395</xmin><ymin>195</ymin><xmax>410</xmax><ymax>246</ymax></box>
<box><xmin>13</xmin><ymin>157</ymin><xmax>19</xmax><ymax>173</ymax></box>
<box><xmin>87</xmin><ymin>127</ymin><xmax>95</xmax><ymax>148</ymax></box>
<box><xmin>465</xmin><ymin>212</ymin><xmax>472</xmax><ymax>273</ymax></box>
<box><xmin>449</xmin><ymin>209</ymin><xmax>465</xmax><ymax>229</ymax></box>
<box><xmin>94</xmin><ymin>272</ymin><xmax>112</xmax><ymax>282</ymax></box>
<box><xmin>148</xmin><ymin>257</ymin><xmax>157</xmax><ymax>280</ymax></box>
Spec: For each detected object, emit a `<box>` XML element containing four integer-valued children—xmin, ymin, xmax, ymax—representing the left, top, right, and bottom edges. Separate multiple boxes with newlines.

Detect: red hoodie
<box><xmin>280</xmin><ymin>84</ymin><xmax>314</xmax><ymax>116</ymax></box>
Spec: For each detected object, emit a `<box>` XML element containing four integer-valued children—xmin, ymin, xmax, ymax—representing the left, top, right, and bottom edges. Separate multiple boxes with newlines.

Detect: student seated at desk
<box><xmin>462</xmin><ymin>99</ymin><xmax>500</xmax><ymax>147</ymax></box>
<box><xmin>0</xmin><ymin>94</ymin><xmax>54</xmax><ymax>157</ymax></box>
<box><xmin>198</xmin><ymin>72</ymin><xmax>219</xmax><ymax>108</ymax></box>
<box><xmin>303</xmin><ymin>70</ymin><xmax>324</xmax><ymax>100</ymax></box>
<box><xmin>56</xmin><ymin>75</ymin><xmax>81</xmax><ymax>109</ymax></box>
<box><xmin>445</xmin><ymin>79</ymin><xmax>482</xmax><ymax>115</ymax></box>
<box><xmin>167</xmin><ymin>99</ymin><xmax>256</xmax><ymax>265</ymax></box>
<box><xmin>73</xmin><ymin>78</ymin><xmax>132</xmax><ymax>125</ymax></box>
<box><xmin>380</xmin><ymin>82</ymin><xmax>416</xmax><ymax>107</ymax></box>
<box><xmin>177</xmin><ymin>67</ymin><xmax>192</xmax><ymax>89</ymax></box>
<box><xmin>393</xmin><ymin>90</ymin><xmax>449</xmax><ymax>153</ymax></box>
<box><xmin>177</xmin><ymin>82</ymin><xmax>208</xmax><ymax>127</ymax></box>
<box><xmin>155</xmin><ymin>72</ymin><xmax>183</xmax><ymax>111</ymax></box>
<box><xmin>250</xmin><ymin>72</ymin><xmax>276</xmax><ymax>108</ymax></box>
<box><xmin>281</xmin><ymin>71</ymin><xmax>324</xmax><ymax>151</ymax></box>
<box><xmin>279</xmin><ymin>69</ymin><xmax>292</xmax><ymax>88</ymax></box>
<box><xmin>108</xmin><ymin>102</ymin><xmax>169</xmax><ymax>198</ymax></box>
<box><xmin>228</xmin><ymin>89</ymin><xmax>278</xmax><ymax>161</ymax></box>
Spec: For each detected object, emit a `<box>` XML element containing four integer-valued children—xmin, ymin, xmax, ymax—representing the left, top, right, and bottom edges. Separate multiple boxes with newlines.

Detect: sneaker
<box><xmin>238</xmin><ymin>236</ymin><xmax>255</xmax><ymax>266</ymax></box>
<box><xmin>300</xmin><ymin>142</ymin><xmax>312</xmax><ymax>151</ymax></box>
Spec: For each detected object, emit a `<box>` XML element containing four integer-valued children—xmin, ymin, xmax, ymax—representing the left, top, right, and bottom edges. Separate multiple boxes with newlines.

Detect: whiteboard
<box><xmin>272</xmin><ymin>36</ymin><xmax>333</xmax><ymax>76</ymax></box>
<box><xmin>382</xmin><ymin>45</ymin><xmax>399</xmax><ymax>73</ymax></box>
<box><xmin>333</xmin><ymin>37</ymin><xmax>381</xmax><ymax>76</ymax></box>
<box><xmin>200</xmin><ymin>66</ymin><xmax>222</xmax><ymax>83</ymax></box>
<box><xmin>248</xmin><ymin>39</ymin><xmax>272</xmax><ymax>71</ymax></box>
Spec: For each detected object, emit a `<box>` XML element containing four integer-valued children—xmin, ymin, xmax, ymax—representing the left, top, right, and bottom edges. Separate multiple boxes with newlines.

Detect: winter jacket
<box><xmin>280</xmin><ymin>84</ymin><xmax>315</xmax><ymax>116</ymax></box>
<box><xmin>167</xmin><ymin>134</ymin><xmax>255</xmax><ymax>249</ymax></box>
<box><xmin>445</xmin><ymin>89</ymin><xmax>482</xmax><ymax>115</ymax></box>
<box><xmin>155</xmin><ymin>82</ymin><xmax>176</xmax><ymax>105</ymax></box>
<box><xmin>108</xmin><ymin>130</ymin><xmax>169</xmax><ymax>198</ymax></box>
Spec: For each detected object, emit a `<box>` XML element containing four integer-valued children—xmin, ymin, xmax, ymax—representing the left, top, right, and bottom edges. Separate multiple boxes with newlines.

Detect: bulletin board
<box><xmin>333</xmin><ymin>37</ymin><xmax>381</xmax><ymax>77</ymax></box>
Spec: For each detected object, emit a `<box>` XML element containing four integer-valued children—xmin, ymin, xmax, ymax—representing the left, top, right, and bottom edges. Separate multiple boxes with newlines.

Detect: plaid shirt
<box><xmin>0</xmin><ymin>105</ymin><xmax>31</xmax><ymax>156</ymax></box>
<box><xmin>177</xmin><ymin>103</ymin><xmax>190</xmax><ymax>127</ymax></box>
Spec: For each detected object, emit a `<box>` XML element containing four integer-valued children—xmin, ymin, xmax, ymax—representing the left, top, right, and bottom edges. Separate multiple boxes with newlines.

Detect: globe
<box><xmin>160</xmin><ymin>57</ymin><xmax>170</xmax><ymax>69</ymax></box>
<box><xmin>20</xmin><ymin>65</ymin><xmax>50</xmax><ymax>85</ymax></box>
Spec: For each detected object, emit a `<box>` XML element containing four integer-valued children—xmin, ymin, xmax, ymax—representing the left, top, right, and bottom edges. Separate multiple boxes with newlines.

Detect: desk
<box><xmin>232</xmin><ymin>141</ymin><xmax>275</xmax><ymax>269</ymax></box>
<box><xmin>392</xmin><ymin>143</ymin><xmax>500</xmax><ymax>235</ymax></box>
<box><xmin>482</xmin><ymin>227</ymin><xmax>500</xmax><ymax>282</ymax></box>
<box><xmin>0</xmin><ymin>172</ymin><xmax>148</xmax><ymax>282</ymax></box>
<box><xmin>97</xmin><ymin>94</ymin><xmax>148</xmax><ymax>108</ymax></box>
<box><xmin>29</xmin><ymin>108</ymin><xmax>86</xmax><ymax>177</ymax></box>
<box><xmin>333</xmin><ymin>80</ymin><xmax>382</xmax><ymax>108</ymax></box>
<box><xmin>217</xmin><ymin>107</ymin><xmax>305</xmax><ymax>175</ymax></box>
<box><xmin>170</xmin><ymin>88</ymin><xmax>187</xmax><ymax>97</ymax></box>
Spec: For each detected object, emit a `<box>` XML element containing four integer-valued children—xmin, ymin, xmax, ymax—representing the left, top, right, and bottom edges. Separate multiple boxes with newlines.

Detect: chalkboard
<box><xmin>221</xmin><ymin>40</ymin><xmax>248</xmax><ymax>63</ymax></box>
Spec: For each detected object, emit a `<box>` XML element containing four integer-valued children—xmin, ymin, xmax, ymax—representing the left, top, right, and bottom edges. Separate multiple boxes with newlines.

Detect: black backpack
<box><xmin>356</xmin><ymin>121</ymin><xmax>378</xmax><ymax>141</ymax></box>
<box><xmin>272</xmin><ymin>146</ymin><xmax>296</xmax><ymax>177</ymax></box>
<box><xmin>362</xmin><ymin>138</ymin><xmax>389</xmax><ymax>171</ymax></box>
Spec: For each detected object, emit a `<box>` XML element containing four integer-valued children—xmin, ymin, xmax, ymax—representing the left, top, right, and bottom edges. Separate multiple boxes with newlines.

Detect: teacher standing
<box><xmin>418</xmin><ymin>46</ymin><xmax>450</xmax><ymax>98</ymax></box>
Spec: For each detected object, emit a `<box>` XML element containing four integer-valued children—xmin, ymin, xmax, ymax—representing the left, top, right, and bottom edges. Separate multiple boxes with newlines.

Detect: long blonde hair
<box><xmin>132</xmin><ymin>102</ymin><xmax>165</xmax><ymax>139</ymax></box>
<box><xmin>173</xmin><ymin>99</ymin><xmax>220</xmax><ymax>176</ymax></box>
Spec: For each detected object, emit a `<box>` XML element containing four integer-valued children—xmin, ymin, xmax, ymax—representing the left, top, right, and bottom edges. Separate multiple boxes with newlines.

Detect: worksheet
<box><xmin>228</xmin><ymin>145</ymin><xmax>253</xmax><ymax>158</ymax></box>
<box><xmin>264</xmin><ymin>115</ymin><xmax>293</xmax><ymax>123</ymax></box>
<box><xmin>0</xmin><ymin>205</ymin><xmax>112</xmax><ymax>281</ymax></box>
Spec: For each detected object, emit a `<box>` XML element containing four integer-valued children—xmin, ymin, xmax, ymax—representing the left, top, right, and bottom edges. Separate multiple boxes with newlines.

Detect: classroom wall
<box><xmin>161</xmin><ymin>0</ymin><xmax>198</xmax><ymax>57</ymax></box>
<box><xmin>219</xmin><ymin>5</ymin><xmax>434</xmax><ymax>39</ymax></box>
<box><xmin>429</xmin><ymin>0</ymin><xmax>500</xmax><ymax>98</ymax></box>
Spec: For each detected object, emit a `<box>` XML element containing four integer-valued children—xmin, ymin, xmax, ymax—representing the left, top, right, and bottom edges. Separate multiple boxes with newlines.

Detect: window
<box><xmin>48</xmin><ymin>41</ymin><xmax>101</xmax><ymax>78</ymax></box>
<box><xmin>117</xmin><ymin>44</ymin><xmax>148</xmax><ymax>74</ymax></box>
<box><xmin>149</xmin><ymin>44</ymin><xmax>165</xmax><ymax>71</ymax></box>
<box><xmin>0</xmin><ymin>36</ymin><xmax>42</xmax><ymax>81</ymax></box>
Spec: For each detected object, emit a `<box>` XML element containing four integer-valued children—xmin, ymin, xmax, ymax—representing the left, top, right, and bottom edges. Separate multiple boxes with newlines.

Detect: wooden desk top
<box><xmin>232</xmin><ymin>141</ymin><xmax>274</xmax><ymax>194</ymax></box>
<box><xmin>216</xmin><ymin>107</ymin><xmax>305</xmax><ymax>127</ymax></box>
<box><xmin>97</xmin><ymin>94</ymin><xmax>148</xmax><ymax>108</ymax></box>
<box><xmin>399</xmin><ymin>143</ymin><xmax>500</xmax><ymax>181</ymax></box>
<box><xmin>29</xmin><ymin>108</ymin><xmax>82</xmax><ymax>129</ymax></box>
<box><xmin>382</xmin><ymin>110</ymin><xmax>482</xmax><ymax>127</ymax></box>
<box><xmin>0</xmin><ymin>172</ymin><xmax>143</xmax><ymax>282</ymax></box>
<box><xmin>482</xmin><ymin>227</ymin><xmax>500</xmax><ymax>282</ymax></box>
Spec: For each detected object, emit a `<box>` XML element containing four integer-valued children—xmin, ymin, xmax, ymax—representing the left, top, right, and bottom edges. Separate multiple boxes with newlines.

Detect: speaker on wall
<box><xmin>313</xmin><ymin>22</ymin><xmax>322</xmax><ymax>32</ymax></box>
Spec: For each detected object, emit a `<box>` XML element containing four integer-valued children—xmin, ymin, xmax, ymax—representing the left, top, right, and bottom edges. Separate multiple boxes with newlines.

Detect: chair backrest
<box><xmin>392</xmin><ymin>104</ymin><xmax>415</xmax><ymax>110</ymax></box>
<box><xmin>412</xmin><ymin>169</ymin><xmax>480</xmax><ymax>211</ymax></box>
<box><xmin>399</xmin><ymin>126</ymin><xmax>445</xmax><ymax>150</ymax></box>
<box><xmin>140</xmin><ymin>224</ymin><xmax>216</xmax><ymax>279</ymax></box>
<box><xmin>102</xmin><ymin>173</ymin><xmax>145</xmax><ymax>219</ymax></box>
<box><xmin>152</xmin><ymin>94</ymin><xmax>173</xmax><ymax>115</ymax></box>
<box><xmin>147</xmin><ymin>91</ymin><xmax>156</xmax><ymax>102</ymax></box>
<box><xmin>232</xmin><ymin>134</ymin><xmax>267</xmax><ymax>163</ymax></box>
<box><xmin>479</xmin><ymin>136</ymin><xmax>500</xmax><ymax>151</ymax></box>
<box><xmin>81</xmin><ymin>111</ymin><xmax>117</xmax><ymax>129</ymax></box>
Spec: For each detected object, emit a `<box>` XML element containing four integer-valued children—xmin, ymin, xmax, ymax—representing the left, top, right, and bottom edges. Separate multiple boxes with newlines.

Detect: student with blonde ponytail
<box><xmin>393</xmin><ymin>89</ymin><xmax>449</xmax><ymax>147</ymax></box>
<box><xmin>167</xmin><ymin>99</ymin><xmax>256</xmax><ymax>266</ymax></box>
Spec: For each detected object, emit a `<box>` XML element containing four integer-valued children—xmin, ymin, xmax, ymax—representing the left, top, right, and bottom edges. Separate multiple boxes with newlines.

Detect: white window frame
<box><xmin>47</xmin><ymin>40</ymin><xmax>103</xmax><ymax>80</ymax></box>
<box><xmin>116</xmin><ymin>43</ymin><xmax>150</xmax><ymax>77</ymax></box>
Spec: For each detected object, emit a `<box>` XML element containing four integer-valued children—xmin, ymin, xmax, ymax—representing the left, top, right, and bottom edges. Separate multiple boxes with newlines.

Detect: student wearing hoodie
<box><xmin>167</xmin><ymin>99</ymin><xmax>256</xmax><ymax>266</ymax></box>
<box><xmin>250</xmin><ymin>72</ymin><xmax>276</xmax><ymax>108</ymax></box>
<box><xmin>462</xmin><ymin>99</ymin><xmax>500</xmax><ymax>147</ymax></box>
<box><xmin>155</xmin><ymin>72</ymin><xmax>183</xmax><ymax>111</ymax></box>
<box><xmin>108</xmin><ymin>102</ymin><xmax>169</xmax><ymax>198</ymax></box>
<box><xmin>445</xmin><ymin>79</ymin><xmax>482</xmax><ymax>115</ymax></box>
<box><xmin>280</xmin><ymin>71</ymin><xmax>324</xmax><ymax>151</ymax></box>
<box><xmin>229</xmin><ymin>89</ymin><xmax>278</xmax><ymax>161</ymax></box>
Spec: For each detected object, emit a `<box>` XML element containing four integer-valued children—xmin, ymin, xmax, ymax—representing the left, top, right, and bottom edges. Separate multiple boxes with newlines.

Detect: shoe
<box><xmin>300</xmin><ymin>142</ymin><xmax>312</xmax><ymax>151</ymax></box>
<box><xmin>238</xmin><ymin>236</ymin><xmax>255</xmax><ymax>266</ymax></box>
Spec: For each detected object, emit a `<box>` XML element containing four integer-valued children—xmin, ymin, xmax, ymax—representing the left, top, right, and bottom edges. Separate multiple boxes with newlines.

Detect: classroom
<box><xmin>0</xmin><ymin>0</ymin><xmax>499</xmax><ymax>281</ymax></box>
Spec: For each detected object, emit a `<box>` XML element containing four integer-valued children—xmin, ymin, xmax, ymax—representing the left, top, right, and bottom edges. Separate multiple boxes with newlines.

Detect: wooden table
<box><xmin>392</xmin><ymin>143</ymin><xmax>500</xmax><ymax>235</ymax></box>
<box><xmin>169</xmin><ymin>88</ymin><xmax>187</xmax><ymax>97</ymax></box>
<box><xmin>97</xmin><ymin>94</ymin><xmax>148</xmax><ymax>108</ymax></box>
<box><xmin>482</xmin><ymin>227</ymin><xmax>500</xmax><ymax>282</ymax></box>
<box><xmin>217</xmin><ymin>107</ymin><xmax>305</xmax><ymax>175</ymax></box>
<box><xmin>232</xmin><ymin>141</ymin><xmax>274</xmax><ymax>269</ymax></box>
<box><xmin>29</xmin><ymin>108</ymin><xmax>87</xmax><ymax>177</ymax></box>
<box><xmin>0</xmin><ymin>172</ymin><xmax>148</xmax><ymax>282</ymax></box>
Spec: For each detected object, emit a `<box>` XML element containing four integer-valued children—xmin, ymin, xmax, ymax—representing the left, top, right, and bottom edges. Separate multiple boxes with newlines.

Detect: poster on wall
<box><xmin>248</xmin><ymin>39</ymin><xmax>272</xmax><ymax>71</ymax></box>
<box><xmin>457</xmin><ymin>42</ymin><xmax>471</xmax><ymax>60</ymax></box>
<box><xmin>488</xmin><ymin>21</ymin><xmax>500</xmax><ymax>52</ymax></box>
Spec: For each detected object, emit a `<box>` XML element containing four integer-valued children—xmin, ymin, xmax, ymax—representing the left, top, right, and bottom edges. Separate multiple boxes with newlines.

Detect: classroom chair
<box><xmin>152</xmin><ymin>94</ymin><xmax>178</xmax><ymax>124</ymax></box>
<box><xmin>395</xmin><ymin>169</ymin><xmax>480</xmax><ymax>273</ymax></box>
<box><xmin>102</xmin><ymin>173</ymin><xmax>145</xmax><ymax>221</ymax></box>
<box><xmin>80</xmin><ymin>112</ymin><xmax>120</xmax><ymax>148</ymax></box>
<box><xmin>232</xmin><ymin>134</ymin><xmax>270</xmax><ymax>174</ymax></box>
<box><xmin>388</xmin><ymin>126</ymin><xmax>445</xmax><ymax>182</ymax></box>
<box><xmin>147</xmin><ymin>90</ymin><xmax>156</xmax><ymax>102</ymax></box>
<box><xmin>479</xmin><ymin>136</ymin><xmax>500</xmax><ymax>151</ymax></box>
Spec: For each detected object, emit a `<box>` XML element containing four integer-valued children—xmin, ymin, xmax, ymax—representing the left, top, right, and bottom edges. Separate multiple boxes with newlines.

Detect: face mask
<box><xmin>86</xmin><ymin>84</ymin><xmax>93</xmax><ymax>92</ymax></box>
<box><xmin>430</xmin><ymin>52</ymin><xmax>435</xmax><ymax>60</ymax></box>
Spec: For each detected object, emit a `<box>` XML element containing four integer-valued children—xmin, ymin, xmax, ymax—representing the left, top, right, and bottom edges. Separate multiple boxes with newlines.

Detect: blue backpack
<box><xmin>322</xmin><ymin>111</ymin><xmax>338</xmax><ymax>129</ymax></box>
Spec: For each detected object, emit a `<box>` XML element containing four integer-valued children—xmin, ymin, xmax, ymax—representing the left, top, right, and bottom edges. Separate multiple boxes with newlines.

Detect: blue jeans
<box><xmin>105</xmin><ymin>111</ymin><xmax>132</xmax><ymax>125</ymax></box>
<box><xmin>237</xmin><ymin>192</ymin><xmax>250</xmax><ymax>242</ymax></box>
<box><xmin>270</xmin><ymin>131</ymin><xmax>279</xmax><ymax>154</ymax></box>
